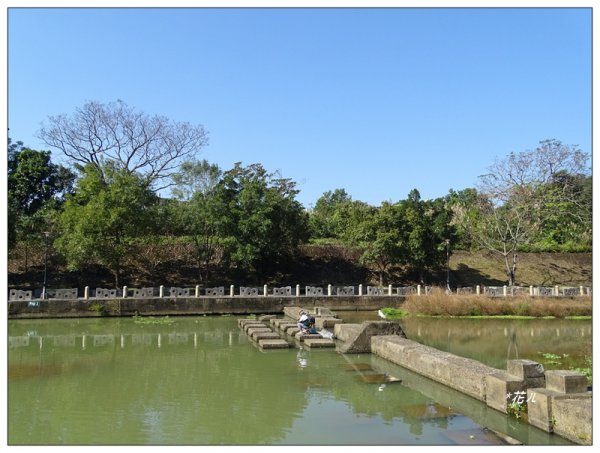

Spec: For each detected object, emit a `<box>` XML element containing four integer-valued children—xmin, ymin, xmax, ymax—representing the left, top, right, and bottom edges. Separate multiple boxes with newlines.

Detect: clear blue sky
<box><xmin>7</xmin><ymin>6</ymin><xmax>592</xmax><ymax>208</ymax></box>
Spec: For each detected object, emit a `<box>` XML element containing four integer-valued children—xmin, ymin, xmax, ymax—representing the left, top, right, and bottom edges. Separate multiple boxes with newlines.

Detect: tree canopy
<box><xmin>38</xmin><ymin>100</ymin><xmax>209</xmax><ymax>190</ymax></box>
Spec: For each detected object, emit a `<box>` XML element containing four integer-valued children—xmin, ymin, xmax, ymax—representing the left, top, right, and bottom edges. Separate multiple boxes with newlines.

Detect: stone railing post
<box><xmin>263</xmin><ymin>284</ymin><xmax>268</xmax><ymax>296</ymax></box>
<box><xmin>230</xmin><ymin>285</ymin><xmax>234</xmax><ymax>297</ymax></box>
<box><xmin>530</xmin><ymin>285</ymin><xmax>534</xmax><ymax>296</ymax></box>
<box><xmin>476</xmin><ymin>285</ymin><xmax>480</xmax><ymax>295</ymax></box>
<box><xmin>555</xmin><ymin>285</ymin><xmax>559</xmax><ymax>296</ymax></box>
<box><xmin>358</xmin><ymin>284</ymin><xmax>363</xmax><ymax>296</ymax></box>
<box><xmin>417</xmin><ymin>284</ymin><xmax>421</xmax><ymax>296</ymax></box>
<box><xmin>195</xmin><ymin>285</ymin><xmax>200</xmax><ymax>297</ymax></box>
<box><xmin>159</xmin><ymin>285</ymin><xmax>164</xmax><ymax>298</ymax></box>
<box><xmin>580</xmin><ymin>286</ymin><xmax>584</xmax><ymax>296</ymax></box>
<box><xmin>388</xmin><ymin>284</ymin><xmax>392</xmax><ymax>296</ymax></box>
<box><xmin>503</xmin><ymin>285</ymin><xmax>507</xmax><ymax>297</ymax></box>
<box><xmin>123</xmin><ymin>286</ymin><xmax>128</xmax><ymax>298</ymax></box>
<box><xmin>327</xmin><ymin>284</ymin><xmax>332</xmax><ymax>296</ymax></box>
<box><xmin>84</xmin><ymin>286</ymin><xmax>89</xmax><ymax>300</ymax></box>
<box><xmin>296</xmin><ymin>284</ymin><xmax>300</xmax><ymax>296</ymax></box>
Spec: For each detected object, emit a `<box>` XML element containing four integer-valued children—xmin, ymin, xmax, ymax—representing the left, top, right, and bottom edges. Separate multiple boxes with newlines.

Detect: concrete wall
<box><xmin>372</xmin><ymin>335</ymin><xmax>497</xmax><ymax>402</ymax></box>
<box><xmin>371</xmin><ymin>335</ymin><xmax>592</xmax><ymax>445</ymax></box>
<box><xmin>7</xmin><ymin>295</ymin><xmax>406</xmax><ymax>319</ymax></box>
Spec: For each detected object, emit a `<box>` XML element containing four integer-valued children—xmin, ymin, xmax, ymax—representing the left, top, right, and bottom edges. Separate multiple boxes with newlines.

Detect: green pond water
<box><xmin>8</xmin><ymin>313</ymin><xmax>590</xmax><ymax>446</ymax></box>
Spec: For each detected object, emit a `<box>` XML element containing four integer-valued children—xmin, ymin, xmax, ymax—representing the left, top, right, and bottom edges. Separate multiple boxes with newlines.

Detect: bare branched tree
<box><xmin>473</xmin><ymin>139</ymin><xmax>591</xmax><ymax>285</ymax></box>
<box><xmin>38</xmin><ymin>100</ymin><xmax>209</xmax><ymax>190</ymax></box>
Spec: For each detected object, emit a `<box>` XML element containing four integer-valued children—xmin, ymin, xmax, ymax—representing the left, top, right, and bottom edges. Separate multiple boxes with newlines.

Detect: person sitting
<box><xmin>298</xmin><ymin>311</ymin><xmax>316</xmax><ymax>334</ymax></box>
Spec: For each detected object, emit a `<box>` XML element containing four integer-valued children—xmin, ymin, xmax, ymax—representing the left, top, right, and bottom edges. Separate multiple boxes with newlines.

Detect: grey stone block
<box><xmin>304</xmin><ymin>338</ymin><xmax>335</xmax><ymax>348</ymax></box>
<box><xmin>258</xmin><ymin>339</ymin><xmax>289</xmax><ymax>349</ymax></box>
<box><xmin>507</xmin><ymin>359</ymin><xmax>545</xmax><ymax>379</ymax></box>
<box><xmin>251</xmin><ymin>331</ymin><xmax>280</xmax><ymax>341</ymax></box>
<box><xmin>545</xmin><ymin>370</ymin><xmax>588</xmax><ymax>394</ymax></box>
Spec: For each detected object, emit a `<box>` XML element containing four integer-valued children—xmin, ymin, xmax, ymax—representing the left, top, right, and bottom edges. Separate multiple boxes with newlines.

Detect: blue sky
<box><xmin>6</xmin><ymin>6</ymin><xmax>592</xmax><ymax>208</ymax></box>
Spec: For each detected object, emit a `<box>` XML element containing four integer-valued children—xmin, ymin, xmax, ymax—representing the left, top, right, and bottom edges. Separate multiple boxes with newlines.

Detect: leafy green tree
<box><xmin>532</xmin><ymin>172</ymin><xmax>592</xmax><ymax>251</ymax></box>
<box><xmin>214</xmin><ymin>163</ymin><xmax>309</xmax><ymax>281</ymax></box>
<box><xmin>7</xmin><ymin>139</ymin><xmax>74</xmax><ymax>249</ymax></box>
<box><xmin>351</xmin><ymin>201</ymin><xmax>400</xmax><ymax>285</ymax></box>
<box><xmin>55</xmin><ymin>163</ymin><xmax>157</xmax><ymax>287</ymax></box>
<box><xmin>396</xmin><ymin>190</ymin><xmax>455</xmax><ymax>284</ymax></box>
<box><xmin>170</xmin><ymin>160</ymin><xmax>222</xmax><ymax>281</ymax></box>
<box><xmin>309</xmin><ymin>188</ymin><xmax>353</xmax><ymax>240</ymax></box>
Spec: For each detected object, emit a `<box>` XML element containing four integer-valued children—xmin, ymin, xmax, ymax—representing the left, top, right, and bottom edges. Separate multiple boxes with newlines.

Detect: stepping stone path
<box><xmin>239</xmin><ymin>309</ymin><xmax>337</xmax><ymax>350</ymax></box>
<box><xmin>238</xmin><ymin>318</ymin><xmax>289</xmax><ymax>349</ymax></box>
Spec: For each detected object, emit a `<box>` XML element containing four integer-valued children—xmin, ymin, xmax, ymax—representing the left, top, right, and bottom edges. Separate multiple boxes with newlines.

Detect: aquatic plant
<box><xmin>89</xmin><ymin>303</ymin><xmax>106</xmax><ymax>315</ymax></box>
<box><xmin>570</xmin><ymin>356</ymin><xmax>592</xmax><ymax>385</ymax></box>
<box><xmin>378</xmin><ymin>307</ymin><xmax>409</xmax><ymax>319</ymax></box>
<box><xmin>132</xmin><ymin>314</ymin><xmax>175</xmax><ymax>325</ymax></box>
<box><xmin>507</xmin><ymin>401</ymin><xmax>527</xmax><ymax>420</ymax></box>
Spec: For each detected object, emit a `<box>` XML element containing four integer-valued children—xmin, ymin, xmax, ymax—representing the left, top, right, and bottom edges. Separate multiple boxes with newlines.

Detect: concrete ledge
<box><xmin>315</xmin><ymin>317</ymin><xmax>342</xmax><ymax>329</ymax></box>
<box><xmin>334</xmin><ymin>323</ymin><xmax>361</xmax><ymax>342</ymax></box>
<box><xmin>371</xmin><ymin>335</ymin><xmax>496</xmax><ymax>402</ymax></box>
<box><xmin>336</xmin><ymin>321</ymin><xmax>405</xmax><ymax>353</ymax></box>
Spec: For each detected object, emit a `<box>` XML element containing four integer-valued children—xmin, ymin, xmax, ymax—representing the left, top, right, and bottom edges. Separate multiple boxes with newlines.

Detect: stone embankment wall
<box><xmin>369</xmin><ymin>334</ymin><xmax>592</xmax><ymax>445</ymax></box>
<box><xmin>7</xmin><ymin>295</ymin><xmax>406</xmax><ymax>319</ymax></box>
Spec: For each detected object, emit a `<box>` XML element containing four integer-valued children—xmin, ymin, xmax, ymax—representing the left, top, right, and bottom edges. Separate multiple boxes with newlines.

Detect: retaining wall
<box><xmin>7</xmin><ymin>295</ymin><xmax>406</xmax><ymax>319</ymax></box>
<box><xmin>371</xmin><ymin>335</ymin><xmax>592</xmax><ymax>445</ymax></box>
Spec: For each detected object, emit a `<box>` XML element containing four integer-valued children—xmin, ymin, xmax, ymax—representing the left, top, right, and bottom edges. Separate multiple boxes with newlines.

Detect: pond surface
<box><xmin>339</xmin><ymin>310</ymin><xmax>593</xmax><ymax>371</ymax></box>
<box><xmin>8</xmin><ymin>314</ymin><xmax>588</xmax><ymax>446</ymax></box>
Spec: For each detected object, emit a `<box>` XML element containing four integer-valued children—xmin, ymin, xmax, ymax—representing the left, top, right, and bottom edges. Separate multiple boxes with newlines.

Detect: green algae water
<box><xmin>8</xmin><ymin>315</ymin><xmax>580</xmax><ymax>445</ymax></box>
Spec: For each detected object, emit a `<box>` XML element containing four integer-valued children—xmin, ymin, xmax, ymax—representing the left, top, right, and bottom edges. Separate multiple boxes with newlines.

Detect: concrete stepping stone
<box><xmin>238</xmin><ymin>319</ymin><xmax>262</xmax><ymax>327</ymax></box>
<box><xmin>286</xmin><ymin>327</ymin><xmax>300</xmax><ymax>336</ymax></box>
<box><xmin>281</xmin><ymin>323</ymin><xmax>300</xmax><ymax>333</ymax></box>
<box><xmin>270</xmin><ymin>318</ymin><xmax>289</xmax><ymax>328</ymax></box>
<box><xmin>258</xmin><ymin>339</ymin><xmax>289</xmax><ymax>349</ymax></box>
<box><xmin>251</xmin><ymin>331</ymin><xmax>281</xmax><ymax>341</ymax></box>
<box><xmin>243</xmin><ymin>323</ymin><xmax>268</xmax><ymax>334</ymax></box>
<box><xmin>303</xmin><ymin>338</ymin><xmax>335</xmax><ymax>348</ymax></box>
<box><xmin>246</xmin><ymin>327</ymin><xmax>272</xmax><ymax>337</ymax></box>
<box><xmin>295</xmin><ymin>332</ymin><xmax>322</xmax><ymax>342</ymax></box>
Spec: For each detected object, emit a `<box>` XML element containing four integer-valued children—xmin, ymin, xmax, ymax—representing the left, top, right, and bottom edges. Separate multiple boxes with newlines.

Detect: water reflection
<box><xmin>8</xmin><ymin>316</ymin><xmax>578</xmax><ymax>445</ymax></box>
<box><xmin>336</xmin><ymin>311</ymin><xmax>592</xmax><ymax>371</ymax></box>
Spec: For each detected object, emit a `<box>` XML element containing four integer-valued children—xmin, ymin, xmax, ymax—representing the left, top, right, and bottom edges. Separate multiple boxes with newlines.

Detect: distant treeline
<box><xmin>8</xmin><ymin>101</ymin><xmax>591</xmax><ymax>288</ymax></box>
